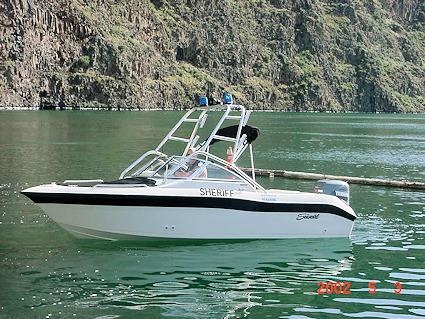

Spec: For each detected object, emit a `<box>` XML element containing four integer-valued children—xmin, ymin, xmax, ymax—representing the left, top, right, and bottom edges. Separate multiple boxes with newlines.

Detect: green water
<box><xmin>0</xmin><ymin>111</ymin><xmax>424</xmax><ymax>319</ymax></box>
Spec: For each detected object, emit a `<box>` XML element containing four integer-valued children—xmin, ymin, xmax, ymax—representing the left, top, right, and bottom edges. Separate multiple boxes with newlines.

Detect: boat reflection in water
<box><xmin>26</xmin><ymin>238</ymin><xmax>353</xmax><ymax>317</ymax></box>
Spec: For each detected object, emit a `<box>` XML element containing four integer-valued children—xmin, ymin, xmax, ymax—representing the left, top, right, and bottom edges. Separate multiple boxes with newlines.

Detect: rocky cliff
<box><xmin>1</xmin><ymin>0</ymin><xmax>424</xmax><ymax>111</ymax></box>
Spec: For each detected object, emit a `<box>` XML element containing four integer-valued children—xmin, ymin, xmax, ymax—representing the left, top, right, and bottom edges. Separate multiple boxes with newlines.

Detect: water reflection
<box><xmin>19</xmin><ymin>239</ymin><xmax>352</xmax><ymax>318</ymax></box>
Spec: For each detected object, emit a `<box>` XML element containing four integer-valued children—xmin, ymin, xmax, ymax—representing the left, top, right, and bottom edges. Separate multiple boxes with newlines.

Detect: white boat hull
<box><xmin>38</xmin><ymin>203</ymin><xmax>354</xmax><ymax>240</ymax></box>
<box><xmin>23</xmin><ymin>183</ymin><xmax>356</xmax><ymax>240</ymax></box>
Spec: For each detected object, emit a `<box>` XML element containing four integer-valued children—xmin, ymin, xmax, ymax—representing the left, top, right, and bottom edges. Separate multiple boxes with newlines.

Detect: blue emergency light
<box><xmin>198</xmin><ymin>96</ymin><xmax>208</xmax><ymax>106</ymax></box>
<box><xmin>223</xmin><ymin>92</ymin><xmax>233</xmax><ymax>104</ymax></box>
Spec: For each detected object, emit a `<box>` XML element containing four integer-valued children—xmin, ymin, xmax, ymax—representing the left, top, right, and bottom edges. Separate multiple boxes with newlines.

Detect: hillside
<box><xmin>1</xmin><ymin>0</ymin><xmax>424</xmax><ymax>111</ymax></box>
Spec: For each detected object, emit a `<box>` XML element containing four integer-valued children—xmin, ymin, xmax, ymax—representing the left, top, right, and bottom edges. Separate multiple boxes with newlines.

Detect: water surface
<box><xmin>0</xmin><ymin>111</ymin><xmax>424</xmax><ymax>318</ymax></box>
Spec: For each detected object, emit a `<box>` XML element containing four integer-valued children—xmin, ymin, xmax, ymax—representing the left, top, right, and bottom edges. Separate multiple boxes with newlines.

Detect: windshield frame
<box><xmin>134</xmin><ymin>151</ymin><xmax>265</xmax><ymax>192</ymax></box>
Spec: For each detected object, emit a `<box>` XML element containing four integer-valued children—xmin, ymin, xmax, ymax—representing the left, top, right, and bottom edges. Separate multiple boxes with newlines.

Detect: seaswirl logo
<box><xmin>296</xmin><ymin>213</ymin><xmax>320</xmax><ymax>220</ymax></box>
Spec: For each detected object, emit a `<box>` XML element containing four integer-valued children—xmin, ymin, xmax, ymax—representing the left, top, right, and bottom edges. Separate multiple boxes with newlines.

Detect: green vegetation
<box><xmin>2</xmin><ymin>0</ymin><xmax>424</xmax><ymax>111</ymax></box>
<box><xmin>66</xmin><ymin>0</ymin><xmax>425</xmax><ymax>111</ymax></box>
<box><xmin>78</xmin><ymin>55</ymin><xmax>91</xmax><ymax>68</ymax></box>
<box><xmin>82</xmin><ymin>0</ymin><xmax>421</xmax><ymax>112</ymax></box>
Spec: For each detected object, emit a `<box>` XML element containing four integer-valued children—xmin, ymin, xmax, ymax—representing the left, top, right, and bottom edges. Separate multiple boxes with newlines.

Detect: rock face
<box><xmin>0</xmin><ymin>0</ymin><xmax>424</xmax><ymax>111</ymax></box>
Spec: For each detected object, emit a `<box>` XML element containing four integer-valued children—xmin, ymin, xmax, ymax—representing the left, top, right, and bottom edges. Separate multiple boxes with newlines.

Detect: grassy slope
<box><xmin>2</xmin><ymin>0</ymin><xmax>424</xmax><ymax>111</ymax></box>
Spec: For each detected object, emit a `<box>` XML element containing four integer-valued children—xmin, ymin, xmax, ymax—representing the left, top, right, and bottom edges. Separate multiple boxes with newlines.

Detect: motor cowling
<box><xmin>313</xmin><ymin>180</ymin><xmax>350</xmax><ymax>205</ymax></box>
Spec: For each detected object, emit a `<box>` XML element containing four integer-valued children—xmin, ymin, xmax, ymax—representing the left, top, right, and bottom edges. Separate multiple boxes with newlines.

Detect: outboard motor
<box><xmin>313</xmin><ymin>180</ymin><xmax>350</xmax><ymax>205</ymax></box>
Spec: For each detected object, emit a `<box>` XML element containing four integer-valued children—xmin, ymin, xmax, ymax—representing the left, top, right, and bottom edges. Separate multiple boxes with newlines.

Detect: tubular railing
<box><xmin>119</xmin><ymin>104</ymin><xmax>258</xmax><ymax>183</ymax></box>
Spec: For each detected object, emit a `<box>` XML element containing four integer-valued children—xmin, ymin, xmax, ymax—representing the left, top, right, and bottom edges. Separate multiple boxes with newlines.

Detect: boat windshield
<box><xmin>144</xmin><ymin>155</ymin><xmax>245</xmax><ymax>182</ymax></box>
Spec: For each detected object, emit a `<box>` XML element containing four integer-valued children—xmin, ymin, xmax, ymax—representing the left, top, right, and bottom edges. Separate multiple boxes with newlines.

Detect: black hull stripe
<box><xmin>22</xmin><ymin>192</ymin><xmax>356</xmax><ymax>221</ymax></box>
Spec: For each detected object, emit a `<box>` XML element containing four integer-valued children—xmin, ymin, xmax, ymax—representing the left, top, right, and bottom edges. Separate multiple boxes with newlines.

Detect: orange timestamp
<box><xmin>317</xmin><ymin>281</ymin><xmax>403</xmax><ymax>295</ymax></box>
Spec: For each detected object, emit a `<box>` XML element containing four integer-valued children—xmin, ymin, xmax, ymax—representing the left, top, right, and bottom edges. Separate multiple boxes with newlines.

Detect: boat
<box><xmin>22</xmin><ymin>96</ymin><xmax>357</xmax><ymax>240</ymax></box>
